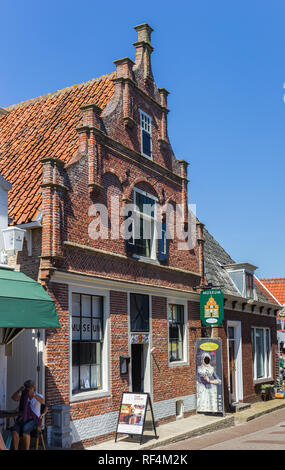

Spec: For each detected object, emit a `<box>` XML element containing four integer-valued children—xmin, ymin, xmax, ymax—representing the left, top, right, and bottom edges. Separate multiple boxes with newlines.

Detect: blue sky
<box><xmin>2</xmin><ymin>0</ymin><xmax>285</xmax><ymax>278</ymax></box>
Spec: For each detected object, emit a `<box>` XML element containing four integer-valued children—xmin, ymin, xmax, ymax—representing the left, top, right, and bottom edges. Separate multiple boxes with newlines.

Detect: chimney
<box><xmin>133</xmin><ymin>23</ymin><xmax>154</xmax><ymax>80</ymax></box>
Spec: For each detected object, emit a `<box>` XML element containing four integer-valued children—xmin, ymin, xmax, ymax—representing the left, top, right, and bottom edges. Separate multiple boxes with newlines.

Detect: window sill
<box><xmin>253</xmin><ymin>377</ymin><xmax>274</xmax><ymax>385</ymax></box>
<box><xmin>132</xmin><ymin>254</ymin><xmax>159</xmax><ymax>265</ymax></box>
<box><xmin>70</xmin><ymin>390</ymin><xmax>110</xmax><ymax>403</ymax></box>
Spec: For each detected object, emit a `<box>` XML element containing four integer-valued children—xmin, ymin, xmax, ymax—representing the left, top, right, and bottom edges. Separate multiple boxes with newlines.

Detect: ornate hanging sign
<box><xmin>200</xmin><ymin>289</ymin><xmax>224</xmax><ymax>326</ymax></box>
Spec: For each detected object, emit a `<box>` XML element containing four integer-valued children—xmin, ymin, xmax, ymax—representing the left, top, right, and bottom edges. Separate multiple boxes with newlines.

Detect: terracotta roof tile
<box><xmin>0</xmin><ymin>73</ymin><xmax>115</xmax><ymax>225</ymax></box>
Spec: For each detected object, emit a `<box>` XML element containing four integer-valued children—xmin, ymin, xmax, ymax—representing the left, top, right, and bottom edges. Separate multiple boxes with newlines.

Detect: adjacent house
<box><xmin>203</xmin><ymin>228</ymin><xmax>279</xmax><ymax>409</ymax></box>
<box><xmin>0</xmin><ymin>173</ymin><xmax>59</xmax><ymax>432</ymax></box>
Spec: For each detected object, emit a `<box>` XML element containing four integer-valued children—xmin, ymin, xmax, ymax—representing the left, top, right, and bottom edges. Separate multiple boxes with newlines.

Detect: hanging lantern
<box><xmin>2</xmin><ymin>227</ymin><xmax>26</xmax><ymax>253</ymax></box>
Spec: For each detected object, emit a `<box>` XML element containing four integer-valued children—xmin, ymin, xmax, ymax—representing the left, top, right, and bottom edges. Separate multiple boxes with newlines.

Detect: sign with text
<box><xmin>195</xmin><ymin>338</ymin><xmax>224</xmax><ymax>415</ymax></box>
<box><xmin>200</xmin><ymin>289</ymin><xmax>224</xmax><ymax>325</ymax></box>
<box><xmin>117</xmin><ymin>393</ymin><xmax>147</xmax><ymax>435</ymax></box>
<box><xmin>115</xmin><ymin>392</ymin><xmax>158</xmax><ymax>444</ymax></box>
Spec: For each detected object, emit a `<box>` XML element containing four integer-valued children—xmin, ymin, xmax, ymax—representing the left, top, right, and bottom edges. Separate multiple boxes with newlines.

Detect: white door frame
<box><xmin>128</xmin><ymin>292</ymin><xmax>152</xmax><ymax>396</ymax></box>
<box><xmin>227</xmin><ymin>320</ymin><xmax>243</xmax><ymax>404</ymax></box>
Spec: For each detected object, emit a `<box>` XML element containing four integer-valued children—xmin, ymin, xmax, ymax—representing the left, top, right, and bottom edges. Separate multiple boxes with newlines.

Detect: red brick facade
<box><xmin>1</xmin><ymin>24</ymin><xmax>279</xmax><ymax>448</ymax></box>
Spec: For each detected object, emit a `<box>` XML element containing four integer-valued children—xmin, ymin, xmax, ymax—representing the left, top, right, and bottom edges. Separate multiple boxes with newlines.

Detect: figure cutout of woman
<box><xmin>196</xmin><ymin>351</ymin><xmax>221</xmax><ymax>413</ymax></box>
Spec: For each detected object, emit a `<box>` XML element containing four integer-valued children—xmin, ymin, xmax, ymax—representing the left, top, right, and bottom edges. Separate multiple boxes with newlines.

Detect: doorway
<box><xmin>227</xmin><ymin>321</ymin><xmax>243</xmax><ymax>405</ymax></box>
<box><xmin>228</xmin><ymin>328</ymin><xmax>236</xmax><ymax>403</ymax></box>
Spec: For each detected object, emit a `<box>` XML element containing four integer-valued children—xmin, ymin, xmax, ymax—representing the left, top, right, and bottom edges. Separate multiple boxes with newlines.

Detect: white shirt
<box><xmin>29</xmin><ymin>393</ymin><xmax>44</xmax><ymax>417</ymax></box>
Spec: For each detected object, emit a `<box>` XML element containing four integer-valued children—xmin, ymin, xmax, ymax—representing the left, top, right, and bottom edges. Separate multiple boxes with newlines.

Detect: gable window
<box><xmin>251</xmin><ymin>327</ymin><xmax>271</xmax><ymax>380</ymax></box>
<box><xmin>140</xmin><ymin>110</ymin><xmax>152</xmax><ymax>159</ymax></box>
<box><xmin>168</xmin><ymin>304</ymin><xmax>185</xmax><ymax>363</ymax></box>
<box><xmin>132</xmin><ymin>188</ymin><xmax>157</xmax><ymax>259</ymax></box>
<box><xmin>72</xmin><ymin>293</ymin><xmax>103</xmax><ymax>394</ymax></box>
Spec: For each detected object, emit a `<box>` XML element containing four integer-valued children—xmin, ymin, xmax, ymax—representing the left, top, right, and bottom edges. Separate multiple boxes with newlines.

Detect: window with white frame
<box><xmin>133</xmin><ymin>188</ymin><xmax>157</xmax><ymax>259</ymax></box>
<box><xmin>168</xmin><ymin>304</ymin><xmax>185</xmax><ymax>363</ymax></box>
<box><xmin>72</xmin><ymin>293</ymin><xmax>103</xmax><ymax>394</ymax></box>
<box><xmin>251</xmin><ymin>327</ymin><xmax>271</xmax><ymax>380</ymax></box>
<box><xmin>140</xmin><ymin>110</ymin><xmax>152</xmax><ymax>159</ymax></box>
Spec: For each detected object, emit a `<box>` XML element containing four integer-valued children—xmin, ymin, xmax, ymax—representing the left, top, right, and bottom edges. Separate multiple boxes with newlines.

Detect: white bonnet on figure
<box><xmin>197</xmin><ymin>351</ymin><xmax>215</xmax><ymax>376</ymax></box>
<box><xmin>200</xmin><ymin>351</ymin><xmax>211</xmax><ymax>365</ymax></box>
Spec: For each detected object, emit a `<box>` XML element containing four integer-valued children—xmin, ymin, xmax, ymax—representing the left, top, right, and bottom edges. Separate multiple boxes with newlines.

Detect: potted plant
<box><xmin>261</xmin><ymin>384</ymin><xmax>274</xmax><ymax>400</ymax></box>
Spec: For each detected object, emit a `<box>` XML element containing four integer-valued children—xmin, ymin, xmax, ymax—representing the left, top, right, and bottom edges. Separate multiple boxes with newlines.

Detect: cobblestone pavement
<box><xmin>158</xmin><ymin>407</ymin><xmax>285</xmax><ymax>450</ymax></box>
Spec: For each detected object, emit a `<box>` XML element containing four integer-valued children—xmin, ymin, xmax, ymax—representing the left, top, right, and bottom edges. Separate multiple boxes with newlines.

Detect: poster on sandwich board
<box><xmin>115</xmin><ymin>392</ymin><xmax>158</xmax><ymax>444</ymax></box>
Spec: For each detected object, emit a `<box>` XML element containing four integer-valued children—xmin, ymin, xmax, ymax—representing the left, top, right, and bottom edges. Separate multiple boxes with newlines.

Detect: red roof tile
<box><xmin>0</xmin><ymin>74</ymin><xmax>115</xmax><ymax>225</ymax></box>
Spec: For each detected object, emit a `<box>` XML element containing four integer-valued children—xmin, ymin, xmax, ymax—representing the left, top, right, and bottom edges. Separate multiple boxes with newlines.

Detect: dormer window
<box><xmin>224</xmin><ymin>263</ymin><xmax>258</xmax><ymax>300</ymax></box>
<box><xmin>140</xmin><ymin>110</ymin><xmax>152</xmax><ymax>159</ymax></box>
<box><xmin>245</xmin><ymin>272</ymin><xmax>254</xmax><ymax>299</ymax></box>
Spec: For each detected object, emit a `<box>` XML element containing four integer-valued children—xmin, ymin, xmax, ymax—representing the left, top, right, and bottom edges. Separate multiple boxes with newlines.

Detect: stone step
<box><xmin>234</xmin><ymin>402</ymin><xmax>252</xmax><ymax>412</ymax></box>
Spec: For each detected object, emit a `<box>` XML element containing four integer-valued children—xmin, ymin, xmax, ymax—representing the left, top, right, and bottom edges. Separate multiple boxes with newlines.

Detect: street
<box><xmin>158</xmin><ymin>408</ymin><xmax>285</xmax><ymax>450</ymax></box>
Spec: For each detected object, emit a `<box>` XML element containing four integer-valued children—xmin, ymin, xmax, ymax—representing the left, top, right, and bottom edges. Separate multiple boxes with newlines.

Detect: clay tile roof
<box><xmin>0</xmin><ymin>73</ymin><xmax>115</xmax><ymax>225</ymax></box>
<box><xmin>259</xmin><ymin>278</ymin><xmax>285</xmax><ymax>305</ymax></box>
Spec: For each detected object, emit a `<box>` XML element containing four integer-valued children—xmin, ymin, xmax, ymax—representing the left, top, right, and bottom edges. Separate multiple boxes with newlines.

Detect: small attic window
<box><xmin>224</xmin><ymin>263</ymin><xmax>258</xmax><ymax>300</ymax></box>
<box><xmin>140</xmin><ymin>110</ymin><xmax>152</xmax><ymax>159</ymax></box>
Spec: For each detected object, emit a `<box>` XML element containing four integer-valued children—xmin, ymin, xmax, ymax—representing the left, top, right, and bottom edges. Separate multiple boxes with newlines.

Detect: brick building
<box><xmin>0</xmin><ymin>24</ymin><xmax>279</xmax><ymax>447</ymax></box>
<box><xmin>203</xmin><ymin>229</ymin><xmax>279</xmax><ymax>409</ymax></box>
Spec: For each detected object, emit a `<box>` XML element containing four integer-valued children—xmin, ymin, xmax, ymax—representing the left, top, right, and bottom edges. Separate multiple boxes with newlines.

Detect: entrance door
<box><xmin>227</xmin><ymin>322</ymin><xmax>243</xmax><ymax>405</ymax></box>
<box><xmin>131</xmin><ymin>344</ymin><xmax>144</xmax><ymax>392</ymax></box>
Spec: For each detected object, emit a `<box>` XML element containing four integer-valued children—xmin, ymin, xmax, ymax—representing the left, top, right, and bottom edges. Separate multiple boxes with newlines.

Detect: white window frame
<box><xmin>167</xmin><ymin>299</ymin><xmax>188</xmax><ymax>367</ymax></box>
<box><xmin>251</xmin><ymin>327</ymin><xmax>272</xmax><ymax>382</ymax></box>
<box><xmin>139</xmin><ymin>109</ymin><xmax>152</xmax><ymax>159</ymax></box>
<box><xmin>69</xmin><ymin>285</ymin><xmax>110</xmax><ymax>402</ymax></box>
<box><xmin>133</xmin><ymin>188</ymin><xmax>158</xmax><ymax>261</ymax></box>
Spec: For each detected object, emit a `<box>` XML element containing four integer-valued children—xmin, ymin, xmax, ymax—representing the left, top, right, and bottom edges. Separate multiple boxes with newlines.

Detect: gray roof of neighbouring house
<box><xmin>203</xmin><ymin>228</ymin><xmax>278</xmax><ymax>305</ymax></box>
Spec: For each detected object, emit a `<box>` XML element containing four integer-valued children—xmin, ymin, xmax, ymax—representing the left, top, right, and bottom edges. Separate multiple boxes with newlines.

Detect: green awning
<box><xmin>0</xmin><ymin>268</ymin><xmax>60</xmax><ymax>328</ymax></box>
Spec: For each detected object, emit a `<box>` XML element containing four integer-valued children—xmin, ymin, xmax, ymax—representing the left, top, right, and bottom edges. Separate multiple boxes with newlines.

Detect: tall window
<box><xmin>72</xmin><ymin>293</ymin><xmax>103</xmax><ymax>394</ymax></box>
<box><xmin>140</xmin><ymin>110</ymin><xmax>152</xmax><ymax>159</ymax></box>
<box><xmin>133</xmin><ymin>189</ymin><xmax>156</xmax><ymax>259</ymax></box>
<box><xmin>168</xmin><ymin>304</ymin><xmax>185</xmax><ymax>362</ymax></box>
<box><xmin>251</xmin><ymin>327</ymin><xmax>271</xmax><ymax>380</ymax></box>
<box><xmin>130</xmin><ymin>293</ymin><xmax>149</xmax><ymax>332</ymax></box>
